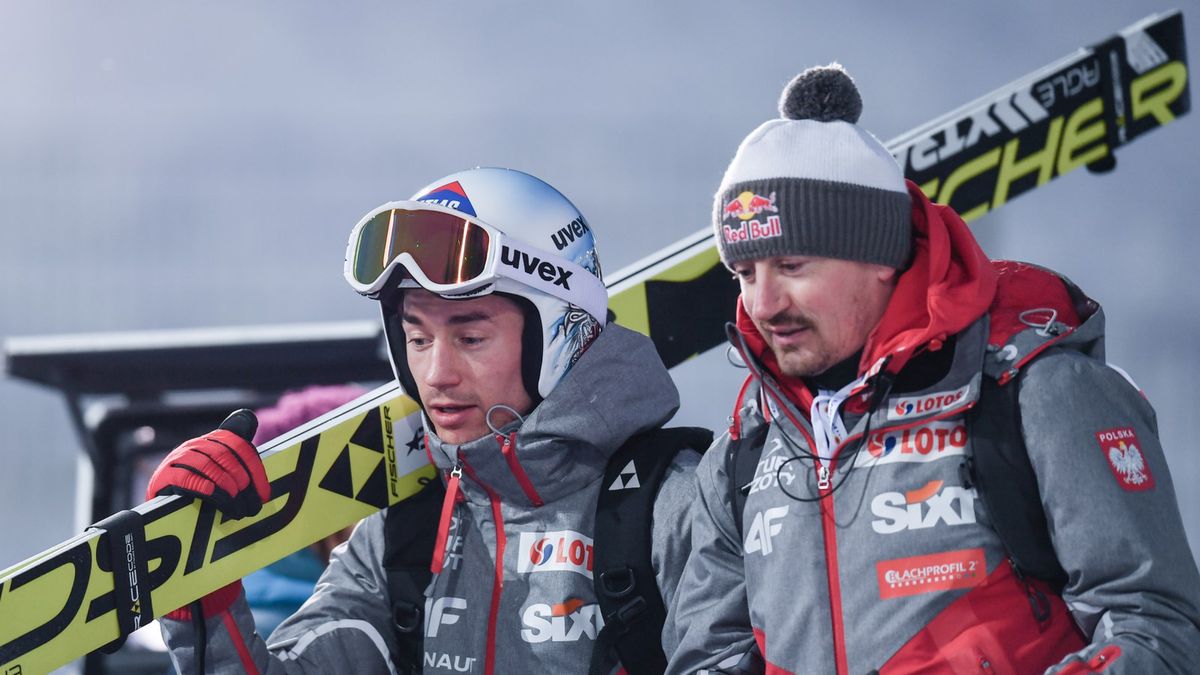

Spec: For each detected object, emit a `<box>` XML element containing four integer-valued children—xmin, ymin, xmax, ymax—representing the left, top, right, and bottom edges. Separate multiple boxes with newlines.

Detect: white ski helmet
<box><xmin>344</xmin><ymin>167</ymin><xmax>607</xmax><ymax>406</ymax></box>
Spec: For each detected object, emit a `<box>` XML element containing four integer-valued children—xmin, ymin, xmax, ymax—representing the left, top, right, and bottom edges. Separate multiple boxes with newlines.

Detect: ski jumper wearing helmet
<box><xmin>157</xmin><ymin>168</ymin><xmax>705</xmax><ymax>675</ymax></box>
<box><xmin>667</xmin><ymin>67</ymin><xmax>1200</xmax><ymax>675</ymax></box>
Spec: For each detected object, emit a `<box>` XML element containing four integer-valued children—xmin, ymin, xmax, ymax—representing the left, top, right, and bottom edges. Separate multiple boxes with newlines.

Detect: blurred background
<box><xmin>1</xmin><ymin>2</ymin><xmax>1197</xmax><ymax>670</ymax></box>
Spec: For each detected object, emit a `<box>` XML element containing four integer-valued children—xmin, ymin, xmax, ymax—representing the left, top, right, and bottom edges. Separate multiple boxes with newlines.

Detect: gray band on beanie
<box><xmin>715</xmin><ymin>178</ymin><xmax>911</xmax><ymax>268</ymax></box>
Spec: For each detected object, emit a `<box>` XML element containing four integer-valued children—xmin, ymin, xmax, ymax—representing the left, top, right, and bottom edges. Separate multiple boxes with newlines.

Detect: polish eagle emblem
<box><xmin>1108</xmin><ymin>441</ymin><xmax>1149</xmax><ymax>485</ymax></box>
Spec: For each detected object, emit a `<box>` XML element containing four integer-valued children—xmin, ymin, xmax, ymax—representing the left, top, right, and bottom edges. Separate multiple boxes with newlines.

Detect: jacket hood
<box><xmin>735</xmin><ymin>180</ymin><xmax>998</xmax><ymax>405</ymax></box>
<box><xmin>425</xmin><ymin>323</ymin><xmax>680</xmax><ymax>504</ymax></box>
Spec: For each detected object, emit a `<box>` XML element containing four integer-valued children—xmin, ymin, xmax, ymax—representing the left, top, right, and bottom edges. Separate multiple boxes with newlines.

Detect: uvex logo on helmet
<box><xmin>551</xmin><ymin>217</ymin><xmax>591</xmax><ymax>251</ymax></box>
<box><xmin>501</xmin><ymin>245</ymin><xmax>573</xmax><ymax>289</ymax></box>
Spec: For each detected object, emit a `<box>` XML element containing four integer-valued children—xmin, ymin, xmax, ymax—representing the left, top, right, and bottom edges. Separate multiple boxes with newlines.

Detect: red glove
<box><xmin>146</xmin><ymin>429</ymin><xmax>270</xmax><ymax>519</ymax></box>
<box><xmin>146</xmin><ymin>410</ymin><xmax>268</xmax><ymax>620</ymax></box>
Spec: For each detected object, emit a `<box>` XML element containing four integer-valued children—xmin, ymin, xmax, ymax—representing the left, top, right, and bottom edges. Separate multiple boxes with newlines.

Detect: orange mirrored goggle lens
<box><xmin>351</xmin><ymin>208</ymin><xmax>492</xmax><ymax>288</ymax></box>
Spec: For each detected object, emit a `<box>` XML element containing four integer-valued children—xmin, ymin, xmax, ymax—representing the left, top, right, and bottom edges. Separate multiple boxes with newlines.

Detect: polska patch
<box><xmin>1096</xmin><ymin>427</ymin><xmax>1155</xmax><ymax>492</ymax></box>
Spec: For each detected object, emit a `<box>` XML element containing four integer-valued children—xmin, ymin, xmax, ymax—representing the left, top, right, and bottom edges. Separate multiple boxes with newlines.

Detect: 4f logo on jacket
<box><xmin>425</xmin><ymin>596</ymin><xmax>467</xmax><ymax>637</ymax></box>
<box><xmin>871</xmin><ymin>480</ymin><xmax>977</xmax><ymax>534</ymax></box>
<box><xmin>520</xmin><ymin>598</ymin><xmax>604</xmax><ymax>643</ymax></box>
<box><xmin>744</xmin><ymin>506</ymin><xmax>788</xmax><ymax>556</ymax></box>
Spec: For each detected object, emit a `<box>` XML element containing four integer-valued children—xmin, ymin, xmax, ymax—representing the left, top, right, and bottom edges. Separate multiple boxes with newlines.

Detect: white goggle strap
<box><xmin>491</xmin><ymin>237</ymin><xmax>608</xmax><ymax>323</ymax></box>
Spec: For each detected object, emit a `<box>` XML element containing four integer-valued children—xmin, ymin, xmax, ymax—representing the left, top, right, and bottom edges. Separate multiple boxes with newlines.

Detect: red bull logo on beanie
<box><xmin>723</xmin><ymin>217</ymin><xmax>783</xmax><ymax>244</ymax></box>
<box><xmin>417</xmin><ymin>181</ymin><xmax>477</xmax><ymax>216</ymax></box>
<box><xmin>723</xmin><ymin>191</ymin><xmax>778</xmax><ymax>221</ymax></box>
<box><xmin>721</xmin><ymin>191</ymin><xmax>783</xmax><ymax>244</ymax></box>
<box><xmin>517</xmin><ymin>530</ymin><xmax>595</xmax><ymax>578</ymax></box>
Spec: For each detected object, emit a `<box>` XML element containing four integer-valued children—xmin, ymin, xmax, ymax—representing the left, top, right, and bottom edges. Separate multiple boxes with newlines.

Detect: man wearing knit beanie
<box><xmin>668</xmin><ymin>65</ymin><xmax>1200</xmax><ymax>674</ymax></box>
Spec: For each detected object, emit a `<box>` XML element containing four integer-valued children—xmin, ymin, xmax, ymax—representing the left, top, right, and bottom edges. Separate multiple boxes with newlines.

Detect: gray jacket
<box><xmin>668</xmin><ymin>298</ymin><xmax>1200</xmax><ymax>674</ymax></box>
<box><xmin>160</xmin><ymin>324</ymin><xmax>700</xmax><ymax>674</ymax></box>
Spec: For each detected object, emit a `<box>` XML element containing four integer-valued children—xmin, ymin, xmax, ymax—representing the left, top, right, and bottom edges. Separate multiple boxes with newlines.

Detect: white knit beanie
<box><xmin>714</xmin><ymin>64</ymin><xmax>912</xmax><ymax>269</ymax></box>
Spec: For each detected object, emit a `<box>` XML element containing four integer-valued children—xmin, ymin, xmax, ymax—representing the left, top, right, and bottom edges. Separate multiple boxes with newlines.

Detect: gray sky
<box><xmin>2</xmin><ymin>2</ymin><xmax>1198</xmax><ymax>568</ymax></box>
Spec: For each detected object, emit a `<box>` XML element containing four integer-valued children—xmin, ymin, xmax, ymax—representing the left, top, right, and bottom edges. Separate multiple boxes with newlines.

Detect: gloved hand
<box><xmin>146</xmin><ymin>409</ymin><xmax>268</xmax><ymax>620</ymax></box>
<box><xmin>146</xmin><ymin>409</ymin><xmax>269</xmax><ymax>517</ymax></box>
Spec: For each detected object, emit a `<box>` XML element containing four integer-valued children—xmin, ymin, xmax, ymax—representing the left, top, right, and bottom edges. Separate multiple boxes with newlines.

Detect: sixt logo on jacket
<box><xmin>416</xmin><ymin>181</ymin><xmax>477</xmax><ymax>216</ymax></box>
<box><xmin>871</xmin><ymin>479</ymin><xmax>978</xmax><ymax>534</ymax></box>
<box><xmin>887</xmin><ymin>384</ymin><xmax>971</xmax><ymax>420</ymax></box>
<box><xmin>517</xmin><ymin>530</ymin><xmax>595</xmax><ymax>578</ymax></box>
<box><xmin>520</xmin><ymin>597</ymin><xmax>604</xmax><ymax>644</ymax></box>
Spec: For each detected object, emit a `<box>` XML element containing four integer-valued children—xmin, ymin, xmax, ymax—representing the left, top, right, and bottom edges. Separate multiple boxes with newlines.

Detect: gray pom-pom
<box><xmin>778</xmin><ymin>63</ymin><xmax>862</xmax><ymax>123</ymax></box>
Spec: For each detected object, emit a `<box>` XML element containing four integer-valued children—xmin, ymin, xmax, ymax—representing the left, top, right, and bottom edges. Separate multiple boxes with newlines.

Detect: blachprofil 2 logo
<box><xmin>876</xmin><ymin>548</ymin><xmax>985</xmax><ymax>600</ymax></box>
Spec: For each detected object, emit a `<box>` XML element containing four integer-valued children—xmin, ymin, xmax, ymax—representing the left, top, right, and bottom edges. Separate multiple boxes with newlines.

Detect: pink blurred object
<box><xmin>252</xmin><ymin>384</ymin><xmax>369</xmax><ymax>445</ymax></box>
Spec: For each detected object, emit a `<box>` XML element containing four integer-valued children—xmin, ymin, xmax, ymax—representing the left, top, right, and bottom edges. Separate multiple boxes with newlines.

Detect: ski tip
<box><xmin>219</xmin><ymin>408</ymin><xmax>259</xmax><ymax>443</ymax></box>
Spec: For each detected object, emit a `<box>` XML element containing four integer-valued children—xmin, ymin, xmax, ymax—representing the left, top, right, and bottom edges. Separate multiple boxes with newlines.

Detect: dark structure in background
<box><xmin>3</xmin><ymin>321</ymin><xmax>393</xmax><ymax>674</ymax></box>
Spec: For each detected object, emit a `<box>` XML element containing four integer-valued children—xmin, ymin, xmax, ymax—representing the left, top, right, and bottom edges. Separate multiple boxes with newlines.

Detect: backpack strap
<box><xmin>382</xmin><ymin>474</ymin><xmax>444</xmax><ymax>674</ymax></box>
<box><xmin>967</xmin><ymin>371</ymin><xmax>1068</xmax><ymax>596</ymax></box>
<box><xmin>726</xmin><ymin>424</ymin><xmax>770</xmax><ymax>540</ymax></box>
<box><xmin>591</xmin><ymin>426</ymin><xmax>712</xmax><ymax>675</ymax></box>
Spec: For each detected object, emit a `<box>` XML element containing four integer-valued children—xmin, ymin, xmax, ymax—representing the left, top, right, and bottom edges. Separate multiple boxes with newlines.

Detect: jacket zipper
<box><xmin>430</xmin><ymin>461</ymin><xmax>464</xmax><ymax>575</ymax></box>
<box><xmin>458</xmin><ymin>459</ymin><xmax>506</xmax><ymax>675</ymax></box>
<box><xmin>813</xmin><ymin>454</ymin><xmax>849</xmax><ymax>675</ymax></box>
<box><xmin>760</xmin><ymin>384</ymin><xmax>850</xmax><ymax>675</ymax></box>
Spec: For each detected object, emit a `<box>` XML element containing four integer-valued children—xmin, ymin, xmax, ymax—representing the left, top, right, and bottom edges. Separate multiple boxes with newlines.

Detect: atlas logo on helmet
<box><xmin>416</xmin><ymin>180</ymin><xmax>477</xmax><ymax>216</ymax></box>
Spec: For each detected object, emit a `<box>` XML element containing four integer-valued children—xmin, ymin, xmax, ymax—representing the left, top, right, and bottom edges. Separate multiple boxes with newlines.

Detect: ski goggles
<box><xmin>344</xmin><ymin>201</ymin><xmax>608</xmax><ymax>321</ymax></box>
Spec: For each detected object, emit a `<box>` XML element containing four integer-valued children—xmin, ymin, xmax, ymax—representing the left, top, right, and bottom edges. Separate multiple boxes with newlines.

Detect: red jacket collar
<box><xmin>735</xmin><ymin>181</ymin><xmax>998</xmax><ymax>408</ymax></box>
